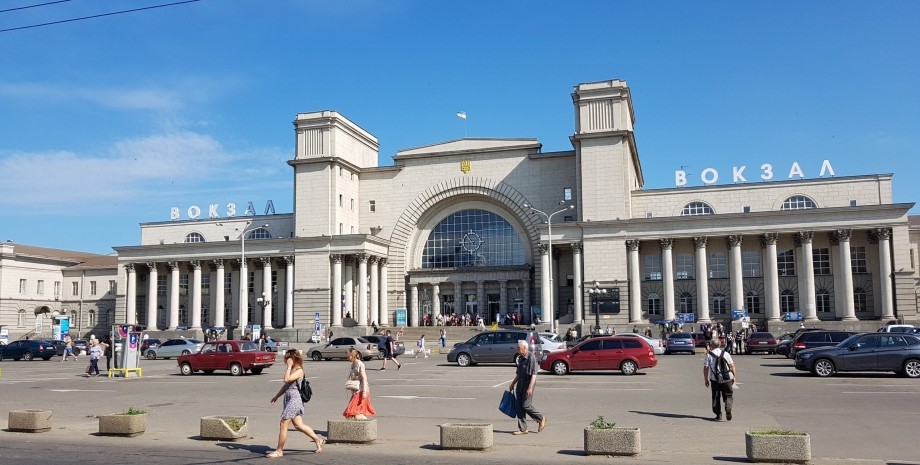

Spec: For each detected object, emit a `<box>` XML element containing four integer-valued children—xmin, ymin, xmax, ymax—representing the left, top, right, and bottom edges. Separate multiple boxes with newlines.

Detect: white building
<box><xmin>107</xmin><ymin>78</ymin><xmax>918</xmax><ymax>340</ymax></box>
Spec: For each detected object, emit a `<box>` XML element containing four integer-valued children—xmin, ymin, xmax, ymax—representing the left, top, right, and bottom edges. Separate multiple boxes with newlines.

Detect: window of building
<box><xmin>350</xmin><ymin>198</ymin><xmax>355</xmax><ymax>211</ymax></box>
<box><xmin>646</xmin><ymin>212</ymin><xmax>653</xmax><ymax>218</ymax></box>
<box><xmin>746</xmin><ymin>291</ymin><xmax>762</xmax><ymax>314</ymax></box>
<box><xmin>225</xmin><ymin>272</ymin><xmax>232</xmax><ymax>294</ymax></box>
<box><xmin>88</xmin><ymin>310</ymin><xmax>96</xmax><ymax>327</ymax></box>
<box><xmin>339</xmin><ymin>194</ymin><xmax>343</xmax><ymax>207</ymax></box>
<box><xmin>709</xmin><ymin>252</ymin><xmax>727</xmax><ymax>279</ymax></box>
<box><xmin>681</xmin><ymin>201</ymin><xmax>714</xmax><ymax>216</ymax></box>
<box><xmin>369</xmin><ymin>200</ymin><xmax>376</xmax><ymax>212</ymax></box>
<box><xmin>339</xmin><ymin>223</ymin><xmax>343</xmax><ymax>235</ymax></box>
<box><xmin>19</xmin><ymin>279</ymin><xmax>27</xmax><ymax>294</ymax></box>
<box><xmin>202</xmin><ymin>273</ymin><xmax>210</xmax><ymax>293</ymax></box>
<box><xmin>643</xmin><ymin>255</ymin><xmax>662</xmax><ymax>281</ymax></box>
<box><xmin>351</xmin><ymin>172</ymin><xmax>355</xmax><ymax>181</ymax></box>
<box><xmin>563</xmin><ymin>187</ymin><xmax>572</xmax><ymax>201</ymax></box>
<box><xmin>777</xmin><ymin>250</ymin><xmax>796</xmax><ymax>276</ymax></box>
<box><xmin>247</xmin><ymin>228</ymin><xmax>271</xmax><ymax>240</ymax></box>
<box><xmin>90</xmin><ymin>281</ymin><xmax>97</xmax><ymax>296</ymax></box>
<box><xmin>813</xmin><ymin>248</ymin><xmax>831</xmax><ymax>275</ymax></box>
<box><xmin>421</xmin><ymin>209</ymin><xmax>526</xmax><ymax>268</ymax></box>
<box><xmin>248</xmin><ymin>271</ymin><xmax>255</xmax><ymax>293</ymax></box>
<box><xmin>712</xmin><ymin>293</ymin><xmax>727</xmax><ymax>314</ymax></box>
<box><xmin>72</xmin><ymin>282</ymin><xmax>79</xmax><ymax>296</ymax></box>
<box><xmin>678</xmin><ymin>292</ymin><xmax>694</xmax><ymax>313</ymax></box>
<box><xmin>185</xmin><ymin>232</ymin><xmax>205</xmax><ymax>243</ymax></box>
<box><xmin>18</xmin><ymin>309</ymin><xmax>26</xmax><ymax>327</ymax></box>
<box><xmin>179</xmin><ymin>274</ymin><xmax>188</xmax><ymax>295</ymax></box>
<box><xmin>109</xmin><ymin>280</ymin><xmax>116</xmax><ymax>293</ymax></box>
<box><xmin>37</xmin><ymin>280</ymin><xmax>44</xmax><ymax>295</ymax></box>
<box><xmin>742</xmin><ymin>251</ymin><xmax>762</xmax><ymax>277</ymax></box>
<box><xmin>851</xmin><ymin>246</ymin><xmax>868</xmax><ymax>273</ymax></box>
<box><xmin>743</xmin><ymin>206</ymin><xmax>751</xmax><ymax>213</ymax></box>
<box><xmin>647</xmin><ymin>293</ymin><xmax>661</xmax><ymax>315</ymax></box>
<box><xmin>157</xmin><ymin>275</ymin><xmax>167</xmax><ymax>295</ymax></box>
<box><xmin>780</xmin><ymin>289</ymin><xmax>796</xmax><ymax>313</ymax></box>
<box><xmin>781</xmin><ymin>195</ymin><xmax>817</xmax><ymax>210</ymax></box>
<box><xmin>849</xmin><ymin>199</ymin><xmax>857</xmax><ymax>207</ymax></box>
<box><xmin>854</xmin><ymin>287</ymin><xmax>868</xmax><ymax>312</ymax></box>
<box><xmin>350</xmin><ymin>226</ymin><xmax>355</xmax><ymax>234</ymax></box>
<box><xmin>816</xmin><ymin>289</ymin><xmax>832</xmax><ymax>313</ymax></box>
<box><xmin>675</xmin><ymin>253</ymin><xmax>694</xmax><ymax>279</ymax></box>
<box><xmin>54</xmin><ymin>281</ymin><xmax>61</xmax><ymax>297</ymax></box>
<box><xmin>339</xmin><ymin>167</ymin><xmax>343</xmax><ymax>176</ymax></box>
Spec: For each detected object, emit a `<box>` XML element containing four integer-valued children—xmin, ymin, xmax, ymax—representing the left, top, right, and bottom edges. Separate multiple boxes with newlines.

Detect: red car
<box><xmin>177</xmin><ymin>340</ymin><xmax>275</xmax><ymax>376</ymax></box>
<box><xmin>539</xmin><ymin>336</ymin><xmax>657</xmax><ymax>376</ymax></box>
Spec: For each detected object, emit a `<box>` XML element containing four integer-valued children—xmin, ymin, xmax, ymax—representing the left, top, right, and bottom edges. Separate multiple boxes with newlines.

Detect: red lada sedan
<box><xmin>539</xmin><ymin>336</ymin><xmax>657</xmax><ymax>376</ymax></box>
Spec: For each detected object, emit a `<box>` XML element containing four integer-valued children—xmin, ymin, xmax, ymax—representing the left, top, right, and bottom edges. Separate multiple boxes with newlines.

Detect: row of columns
<box><xmin>330</xmin><ymin>254</ymin><xmax>388</xmax><ymax>328</ymax></box>
<box><xmin>123</xmin><ymin>257</ymin><xmax>295</xmax><ymax>330</ymax></box>
<box><xmin>407</xmin><ymin>278</ymin><xmax>531</xmax><ymax>327</ymax></box>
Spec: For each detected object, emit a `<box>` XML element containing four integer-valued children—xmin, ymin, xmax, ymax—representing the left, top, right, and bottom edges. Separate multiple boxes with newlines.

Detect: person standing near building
<box><xmin>380</xmin><ymin>330</ymin><xmax>401</xmax><ymax>371</ymax></box>
<box><xmin>703</xmin><ymin>338</ymin><xmax>736</xmax><ymax>421</ymax></box>
<box><xmin>344</xmin><ymin>348</ymin><xmax>375</xmax><ymax>420</ymax></box>
<box><xmin>61</xmin><ymin>334</ymin><xmax>76</xmax><ymax>362</ymax></box>
<box><xmin>414</xmin><ymin>334</ymin><xmax>428</xmax><ymax>358</ymax></box>
<box><xmin>439</xmin><ymin>328</ymin><xmax>447</xmax><ymax>348</ymax></box>
<box><xmin>84</xmin><ymin>339</ymin><xmax>105</xmax><ymax>377</ymax></box>
<box><xmin>267</xmin><ymin>350</ymin><xmax>324</xmax><ymax>457</ymax></box>
<box><xmin>508</xmin><ymin>340</ymin><xmax>546</xmax><ymax>435</ymax></box>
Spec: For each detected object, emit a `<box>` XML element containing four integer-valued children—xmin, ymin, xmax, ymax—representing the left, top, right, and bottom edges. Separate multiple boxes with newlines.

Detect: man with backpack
<box><xmin>703</xmin><ymin>338</ymin><xmax>736</xmax><ymax>421</ymax></box>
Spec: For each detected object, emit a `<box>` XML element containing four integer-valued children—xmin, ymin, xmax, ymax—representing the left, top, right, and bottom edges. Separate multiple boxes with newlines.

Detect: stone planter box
<box><xmin>439</xmin><ymin>423</ymin><xmax>493</xmax><ymax>451</ymax></box>
<box><xmin>327</xmin><ymin>419</ymin><xmax>376</xmax><ymax>444</ymax></box>
<box><xmin>584</xmin><ymin>427</ymin><xmax>641</xmax><ymax>456</ymax></box>
<box><xmin>98</xmin><ymin>413</ymin><xmax>147</xmax><ymax>437</ymax></box>
<box><xmin>8</xmin><ymin>410</ymin><xmax>53</xmax><ymax>433</ymax></box>
<box><xmin>745</xmin><ymin>431</ymin><xmax>811</xmax><ymax>463</ymax></box>
<box><xmin>199</xmin><ymin>415</ymin><xmax>249</xmax><ymax>441</ymax></box>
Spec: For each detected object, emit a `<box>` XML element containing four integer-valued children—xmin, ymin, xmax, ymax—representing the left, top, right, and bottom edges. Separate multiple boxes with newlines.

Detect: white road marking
<box><xmin>48</xmin><ymin>389</ymin><xmax>116</xmax><ymax>392</ymax></box>
<box><xmin>378</xmin><ymin>395</ymin><xmax>476</xmax><ymax>400</ymax></box>
<box><xmin>842</xmin><ymin>391</ymin><xmax>920</xmax><ymax>394</ymax></box>
<box><xmin>541</xmin><ymin>387</ymin><xmax>653</xmax><ymax>391</ymax></box>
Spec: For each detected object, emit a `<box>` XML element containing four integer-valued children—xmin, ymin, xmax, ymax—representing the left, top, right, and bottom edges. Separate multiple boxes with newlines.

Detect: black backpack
<box><xmin>298</xmin><ymin>378</ymin><xmax>312</xmax><ymax>403</ymax></box>
<box><xmin>710</xmin><ymin>351</ymin><xmax>732</xmax><ymax>384</ymax></box>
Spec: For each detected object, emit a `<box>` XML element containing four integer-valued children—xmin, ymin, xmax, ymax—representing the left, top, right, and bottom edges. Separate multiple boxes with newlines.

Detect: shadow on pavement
<box><xmin>215</xmin><ymin>441</ymin><xmax>272</xmax><ymax>455</ymax></box>
<box><xmin>628</xmin><ymin>410</ymin><xmax>713</xmax><ymax>421</ymax></box>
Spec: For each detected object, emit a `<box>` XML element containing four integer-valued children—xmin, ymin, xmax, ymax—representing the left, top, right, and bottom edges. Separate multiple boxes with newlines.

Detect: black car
<box><xmin>789</xmin><ymin>330</ymin><xmax>856</xmax><ymax>358</ymax></box>
<box><xmin>364</xmin><ymin>335</ymin><xmax>406</xmax><ymax>359</ymax></box>
<box><xmin>0</xmin><ymin>340</ymin><xmax>56</xmax><ymax>361</ymax></box>
<box><xmin>795</xmin><ymin>332</ymin><xmax>920</xmax><ymax>378</ymax></box>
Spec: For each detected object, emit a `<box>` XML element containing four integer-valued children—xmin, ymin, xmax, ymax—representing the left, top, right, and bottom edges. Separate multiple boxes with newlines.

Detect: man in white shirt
<box><xmin>703</xmin><ymin>338</ymin><xmax>736</xmax><ymax>421</ymax></box>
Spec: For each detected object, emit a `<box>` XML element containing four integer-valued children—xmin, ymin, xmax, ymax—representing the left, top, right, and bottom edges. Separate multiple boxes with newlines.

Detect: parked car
<box><xmin>692</xmin><ymin>332</ymin><xmax>727</xmax><ymax>348</ymax></box>
<box><xmin>539</xmin><ymin>336</ymin><xmax>657</xmax><ymax>376</ymax></box>
<box><xmin>141</xmin><ymin>338</ymin><xmax>162</xmax><ymax>353</ymax></box>
<box><xmin>745</xmin><ymin>332</ymin><xmax>778</xmax><ymax>354</ymax></box>
<box><xmin>363</xmin><ymin>335</ymin><xmax>406</xmax><ymax>359</ymax></box>
<box><xmin>144</xmin><ymin>338</ymin><xmax>204</xmax><ymax>360</ymax></box>
<box><xmin>306</xmin><ymin>337</ymin><xmax>377</xmax><ymax>361</ymax></box>
<box><xmin>878</xmin><ymin>324</ymin><xmax>916</xmax><ymax>333</ymax></box>
<box><xmin>538</xmin><ymin>332</ymin><xmax>568</xmax><ymax>354</ymax></box>
<box><xmin>447</xmin><ymin>329</ymin><xmax>542</xmax><ymax>367</ymax></box>
<box><xmin>665</xmin><ymin>332</ymin><xmax>696</xmax><ymax>355</ymax></box>
<box><xmin>177</xmin><ymin>340</ymin><xmax>276</xmax><ymax>376</ymax></box>
<box><xmin>0</xmin><ymin>340</ymin><xmax>56</xmax><ymax>361</ymax></box>
<box><xmin>789</xmin><ymin>330</ymin><xmax>857</xmax><ymax>358</ymax></box>
<box><xmin>262</xmin><ymin>337</ymin><xmax>289</xmax><ymax>353</ymax></box>
<box><xmin>775</xmin><ymin>339</ymin><xmax>793</xmax><ymax>358</ymax></box>
<box><xmin>618</xmin><ymin>332</ymin><xmax>665</xmax><ymax>355</ymax></box>
<box><xmin>795</xmin><ymin>332</ymin><xmax>920</xmax><ymax>378</ymax></box>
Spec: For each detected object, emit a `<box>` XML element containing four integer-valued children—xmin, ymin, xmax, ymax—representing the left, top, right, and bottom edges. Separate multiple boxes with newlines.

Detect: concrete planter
<box><xmin>745</xmin><ymin>431</ymin><xmax>811</xmax><ymax>463</ymax></box>
<box><xmin>199</xmin><ymin>415</ymin><xmax>249</xmax><ymax>441</ymax></box>
<box><xmin>584</xmin><ymin>427</ymin><xmax>641</xmax><ymax>456</ymax></box>
<box><xmin>327</xmin><ymin>419</ymin><xmax>376</xmax><ymax>444</ymax></box>
<box><xmin>439</xmin><ymin>423</ymin><xmax>493</xmax><ymax>451</ymax></box>
<box><xmin>8</xmin><ymin>410</ymin><xmax>53</xmax><ymax>433</ymax></box>
<box><xmin>98</xmin><ymin>412</ymin><xmax>147</xmax><ymax>437</ymax></box>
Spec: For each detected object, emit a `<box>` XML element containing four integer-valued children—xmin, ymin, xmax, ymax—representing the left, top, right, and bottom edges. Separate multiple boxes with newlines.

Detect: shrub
<box><xmin>122</xmin><ymin>407</ymin><xmax>147</xmax><ymax>415</ymax></box>
<box><xmin>748</xmin><ymin>428</ymin><xmax>806</xmax><ymax>436</ymax></box>
<box><xmin>589</xmin><ymin>415</ymin><xmax>616</xmax><ymax>429</ymax></box>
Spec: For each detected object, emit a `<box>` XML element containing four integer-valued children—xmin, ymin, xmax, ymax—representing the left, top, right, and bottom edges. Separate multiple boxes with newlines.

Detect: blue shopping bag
<box><xmin>498</xmin><ymin>390</ymin><xmax>518</xmax><ymax>418</ymax></box>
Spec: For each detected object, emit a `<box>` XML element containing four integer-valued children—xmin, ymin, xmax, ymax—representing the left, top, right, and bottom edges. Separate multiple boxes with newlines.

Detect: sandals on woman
<box><xmin>265</xmin><ymin>450</ymin><xmax>283</xmax><ymax>458</ymax></box>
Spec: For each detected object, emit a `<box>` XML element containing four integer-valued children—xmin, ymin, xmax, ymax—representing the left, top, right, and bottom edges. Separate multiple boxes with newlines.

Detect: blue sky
<box><xmin>1</xmin><ymin>1</ymin><xmax>917</xmax><ymax>255</ymax></box>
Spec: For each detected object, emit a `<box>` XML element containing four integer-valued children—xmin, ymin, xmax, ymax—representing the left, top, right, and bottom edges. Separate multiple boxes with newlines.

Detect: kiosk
<box><xmin>109</xmin><ymin>324</ymin><xmax>145</xmax><ymax>378</ymax></box>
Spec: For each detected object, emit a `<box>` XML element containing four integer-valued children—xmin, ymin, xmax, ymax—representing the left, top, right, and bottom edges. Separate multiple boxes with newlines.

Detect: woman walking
<box><xmin>344</xmin><ymin>348</ymin><xmax>375</xmax><ymax>420</ymax></box>
<box><xmin>267</xmin><ymin>349</ymin><xmax>323</xmax><ymax>458</ymax></box>
<box><xmin>414</xmin><ymin>334</ymin><xmax>428</xmax><ymax>358</ymax></box>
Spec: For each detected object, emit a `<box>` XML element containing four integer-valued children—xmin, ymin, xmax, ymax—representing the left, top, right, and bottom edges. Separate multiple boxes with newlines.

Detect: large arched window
<box><xmin>185</xmin><ymin>232</ymin><xmax>205</xmax><ymax>243</ymax></box>
<box><xmin>421</xmin><ymin>209</ymin><xmax>525</xmax><ymax>269</ymax></box>
<box><xmin>781</xmin><ymin>195</ymin><xmax>816</xmax><ymax>210</ymax></box>
<box><xmin>246</xmin><ymin>228</ymin><xmax>271</xmax><ymax>240</ymax></box>
<box><xmin>681</xmin><ymin>201</ymin><xmax>714</xmax><ymax>216</ymax></box>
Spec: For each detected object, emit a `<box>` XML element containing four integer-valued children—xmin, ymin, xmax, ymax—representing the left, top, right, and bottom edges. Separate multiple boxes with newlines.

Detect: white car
<box><xmin>538</xmin><ymin>333</ymin><xmax>568</xmax><ymax>354</ymax></box>
<box><xmin>617</xmin><ymin>332</ymin><xmax>666</xmax><ymax>355</ymax></box>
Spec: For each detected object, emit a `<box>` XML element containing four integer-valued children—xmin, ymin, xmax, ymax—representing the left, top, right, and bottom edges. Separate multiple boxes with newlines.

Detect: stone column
<box><xmin>797</xmin><ymin>231</ymin><xmax>818</xmax><ymax>322</ymax></box>
<box><xmin>146</xmin><ymin>262</ymin><xmax>158</xmax><ymax>330</ymax></box>
<box><xmin>453</xmin><ymin>281</ymin><xmax>462</xmax><ymax>321</ymax></box>
<box><xmin>343</xmin><ymin>257</ymin><xmax>354</xmax><ymax>321</ymax></box>
<box><xmin>626</xmin><ymin>240</ymin><xmax>642</xmax><ymax>324</ymax></box>
<box><xmin>125</xmin><ymin>264</ymin><xmax>137</xmax><ymax>325</ymax></box>
<box><xmin>694</xmin><ymin>237</ymin><xmax>711</xmax><ymax>323</ymax></box>
<box><xmin>539</xmin><ymin>244</ymin><xmax>551</xmax><ymax>324</ymax></box>
<box><xmin>835</xmin><ymin>230</ymin><xmax>856</xmax><ymax>321</ymax></box>
<box><xmin>499</xmin><ymin>280</ymin><xmax>508</xmax><ymax>316</ymax></box>
<box><xmin>369</xmin><ymin>256</ymin><xmax>379</xmax><ymax>325</ymax></box>
<box><xmin>410</xmin><ymin>284</ymin><xmax>419</xmax><ymax>327</ymax></box>
<box><xmin>523</xmin><ymin>278</ymin><xmax>531</xmax><ymax>321</ymax></box>
<box><xmin>379</xmin><ymin>259</ymin><xmax>389</xmax><ymax>326</ymax></box>
<box><xmin>728</xmin><ymin>235</ymin><xmax>744</xmax><ymax>314</ymax></box>
<box><xmin>660</xmin><ymin>239</ymin><xmax>675</xmax><ymax>321</ymax></box>
<box><xmin>476</xmin><ymin>280</ymin><xmax>485</xmax><ymax>321</ymax></box>
<box><xmin>432</xmin><ymin>283</ymin><xmax>441</xmax><ymax>324</ymax></box>
<box><xmin>239</xmin><ymin>258</ymin><xmax>249</xmax><ymax>332</ymax></box>
<box><xmin>212</xmin><ymin>260</ymin><xmax>225</xmax><ymax>328</ymax></box>
<box><xmin>357</xmin><ymin>254</ymin><xmax>368</xmax><ymax>326</ymax></box>
<box><xmin>572</xmin><ymin>242</ymin><xmax>584</xmax><ymax>324</ymax></box>
<box><xmin>331</xmin><ymin>255</ymin><xmax>343</xmax><ymax>327</ymax></box>
<box><xmin>168</xmin><ymin>261</ymin><xmax>180</xmax><ymax>330</ymax></box>
<box><xmin>762</xmin><ymin>234</ymin><xmax>781</xmax><ymax>322</ymax></box>
<box><xmin>877</xmin><ymin>228</ymin><xmax>895</xmax><ymax>320</ymax></box>
<box><xmin>260</xmin><ymin>258</ymin><xmax>273</xmax><ymax>329</ymax></box>
<box><xmin>190</xmin><ymin>260</ymin><xmax>202</xmax><ymax>329</ymax></box>
<box><xmin>284</xmin><ymin>256</ymin><xmax>294</xmax><ymax>328</ymax></box>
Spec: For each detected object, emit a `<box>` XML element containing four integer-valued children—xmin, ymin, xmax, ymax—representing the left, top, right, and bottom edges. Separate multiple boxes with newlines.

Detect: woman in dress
<box><xmin>267</xmin><ymin>349</ymin><xmax>323</xmax><ymax>458</ymax></box>
<box><xmin>344</xmin><ymin>348</ymin><xmax>375</xmax><ymax>420</ymax></box>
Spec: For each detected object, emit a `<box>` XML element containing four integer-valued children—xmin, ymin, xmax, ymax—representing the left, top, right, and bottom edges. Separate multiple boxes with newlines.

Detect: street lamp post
<box><xmin>217</xmin><ymin>220</ymin><xmax>268</xmax><ymax>340</ymax></box>
<box><xmin>588</xmin><ymin>281</ymin><xmax>608</xmax><ymax>335</ymax></box>
<box><xmin>523</xmin><ymin>200</ymin><xmax>574</xmax><ymax>334</ymax></box>
<box><xmin>256</xmin><ymin>291</ymin><xmax>270</xmax><ymax>335</ymax></box>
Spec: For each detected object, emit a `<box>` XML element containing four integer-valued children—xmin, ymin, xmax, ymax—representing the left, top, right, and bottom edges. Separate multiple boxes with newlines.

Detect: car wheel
<box><xmin>146</xmin><ymin>351</ymin><xmax>157</xmax><ymax>360</ymax></box>
<box><xmin>377</xmin><ymin>350</ymin><xmax>385</xmax><ymax>360</ymax></box>
<box><xmin>812</xmin><ymin>359</ymin><xmax>835</xmax><ymax>377</ymax></box>
<box><xmin>620</xmin><ymin>360</ymin><xmax>638</xmax><ymax>375</ymax></box>
<box><xmin>251</xmin><ymin>368</ymin><xmax>263</xmax><ymax>375</ymax></box>
<box><xmin>664</xmin><ymin>350</ymin><xmax>671</xmax><ymax>355</ymax></box>
<box><xmin>311</xmin><ymin>352</ymin><xmax>322</xmax><ymax>361</ymax></box>
<box><xmin>181</xmin><ymin>350</ymin><xmax>191</xmax><ymax>355</ymax></box>
<box><xmin>23</xmin><ymin>352</ymin><xmax>33</xmax><ymax>361</ymax></box>
<box><xmin>456</xmin><ymin>352</ymin><xmax>472</xmax><ymax>367</ymax></box>
<box><xmin>180</xmin><ymin>363</ymin><xmax>193</xmax><ymax>376</ymax></box>
<box><xmin>902</xmin><ymin>359</ymin><xmax>920</xmax><ymax>378</ymax></box>
<box><xmin>552</xmin><ymin>360</ymin><xmax>569</xmax><ymax>376</ymax></box>
<box><xmin>230</xmin><ymin>363</ymin><xmax>243</xmax><ymax>376</ymax></box>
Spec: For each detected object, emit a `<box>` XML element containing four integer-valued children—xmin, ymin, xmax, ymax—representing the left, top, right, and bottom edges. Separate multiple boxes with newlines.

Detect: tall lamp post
<box><xmin>588</xmin><ymin>281</ymin><xmax>607</xmax><ymax>335</ymax></box>
<box><xmin>256</xmin><ymin>291</ymin><xmax>270</xmax><ymax>335</ymax></box>
<box><xmin>523</xmin><ymin>200</ymin><xmax>574</xmax><ymax>334</ymax></box>
<box><xmin>217</xmin><ymin>220</ymin><xmax>268</xmax><ymax>339</ymax></box>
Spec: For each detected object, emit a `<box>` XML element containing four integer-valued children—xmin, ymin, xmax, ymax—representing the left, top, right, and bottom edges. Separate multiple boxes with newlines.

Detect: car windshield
<box><xmin>356</xmin><ymin>337</ymin><xmax>371</xmax><ymax>343</ymax></box>
<box><xmin>670</xmin><ymin>333</ymin><xmax>691</xmax><ymax>339</ymax></box>
<box><xmin>238</xmin><ymin>342</ymin><xmax>259</xmax><ymax>351</ymax></box>
<box><xmin>187</xmin><ymin>339</ymin><xmax>202</xmax><ymax>344</ymax></box>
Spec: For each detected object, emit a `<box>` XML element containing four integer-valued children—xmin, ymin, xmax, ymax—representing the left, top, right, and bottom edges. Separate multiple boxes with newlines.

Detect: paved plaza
<box><xmin>1</xmin><ymin>346</ymin><xmax>919</xmax><ymax>465</ymax></box>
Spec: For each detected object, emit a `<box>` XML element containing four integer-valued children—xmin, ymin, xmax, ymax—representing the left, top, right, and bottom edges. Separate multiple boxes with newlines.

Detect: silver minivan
<box><xmin>446</xmin><ymin>330</ymin><xmax>542</xmax><ymax>367</ymax></box>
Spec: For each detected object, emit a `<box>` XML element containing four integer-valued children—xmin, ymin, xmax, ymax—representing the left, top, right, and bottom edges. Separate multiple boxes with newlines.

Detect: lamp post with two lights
<box><xmin>588</xmin><ymin>281</ymin><xmax>608</xmax><ymax>335</ymax></box>
<box><xmin>217</xmin><ymin>220</ymin><xmax>269</xmax><ymax>340</ymax></box>
<box><xmin>523</xmin><ymin>200</ymin><xmax>574</xmax><ymax>334</ymax></box>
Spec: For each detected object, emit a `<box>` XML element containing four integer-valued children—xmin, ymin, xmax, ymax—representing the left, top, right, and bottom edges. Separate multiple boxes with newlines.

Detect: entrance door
<box><xmin>487</xmin><ymin>294</ymin><xmax>500</xmax><ymax>324</ymax></box>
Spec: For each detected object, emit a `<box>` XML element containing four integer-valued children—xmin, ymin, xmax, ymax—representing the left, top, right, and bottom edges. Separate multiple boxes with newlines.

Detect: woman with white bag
<box><xmin>343</xmin><ymin>348</ymin><xmax>375</xmax><ymax>420</ymax></box>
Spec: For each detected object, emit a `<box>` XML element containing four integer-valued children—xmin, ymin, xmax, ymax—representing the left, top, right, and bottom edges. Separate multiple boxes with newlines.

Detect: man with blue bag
<box><xmin>507</xmin><ymin>340</ymin><xmax>546</xmax><ymax>435</ymax></box>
